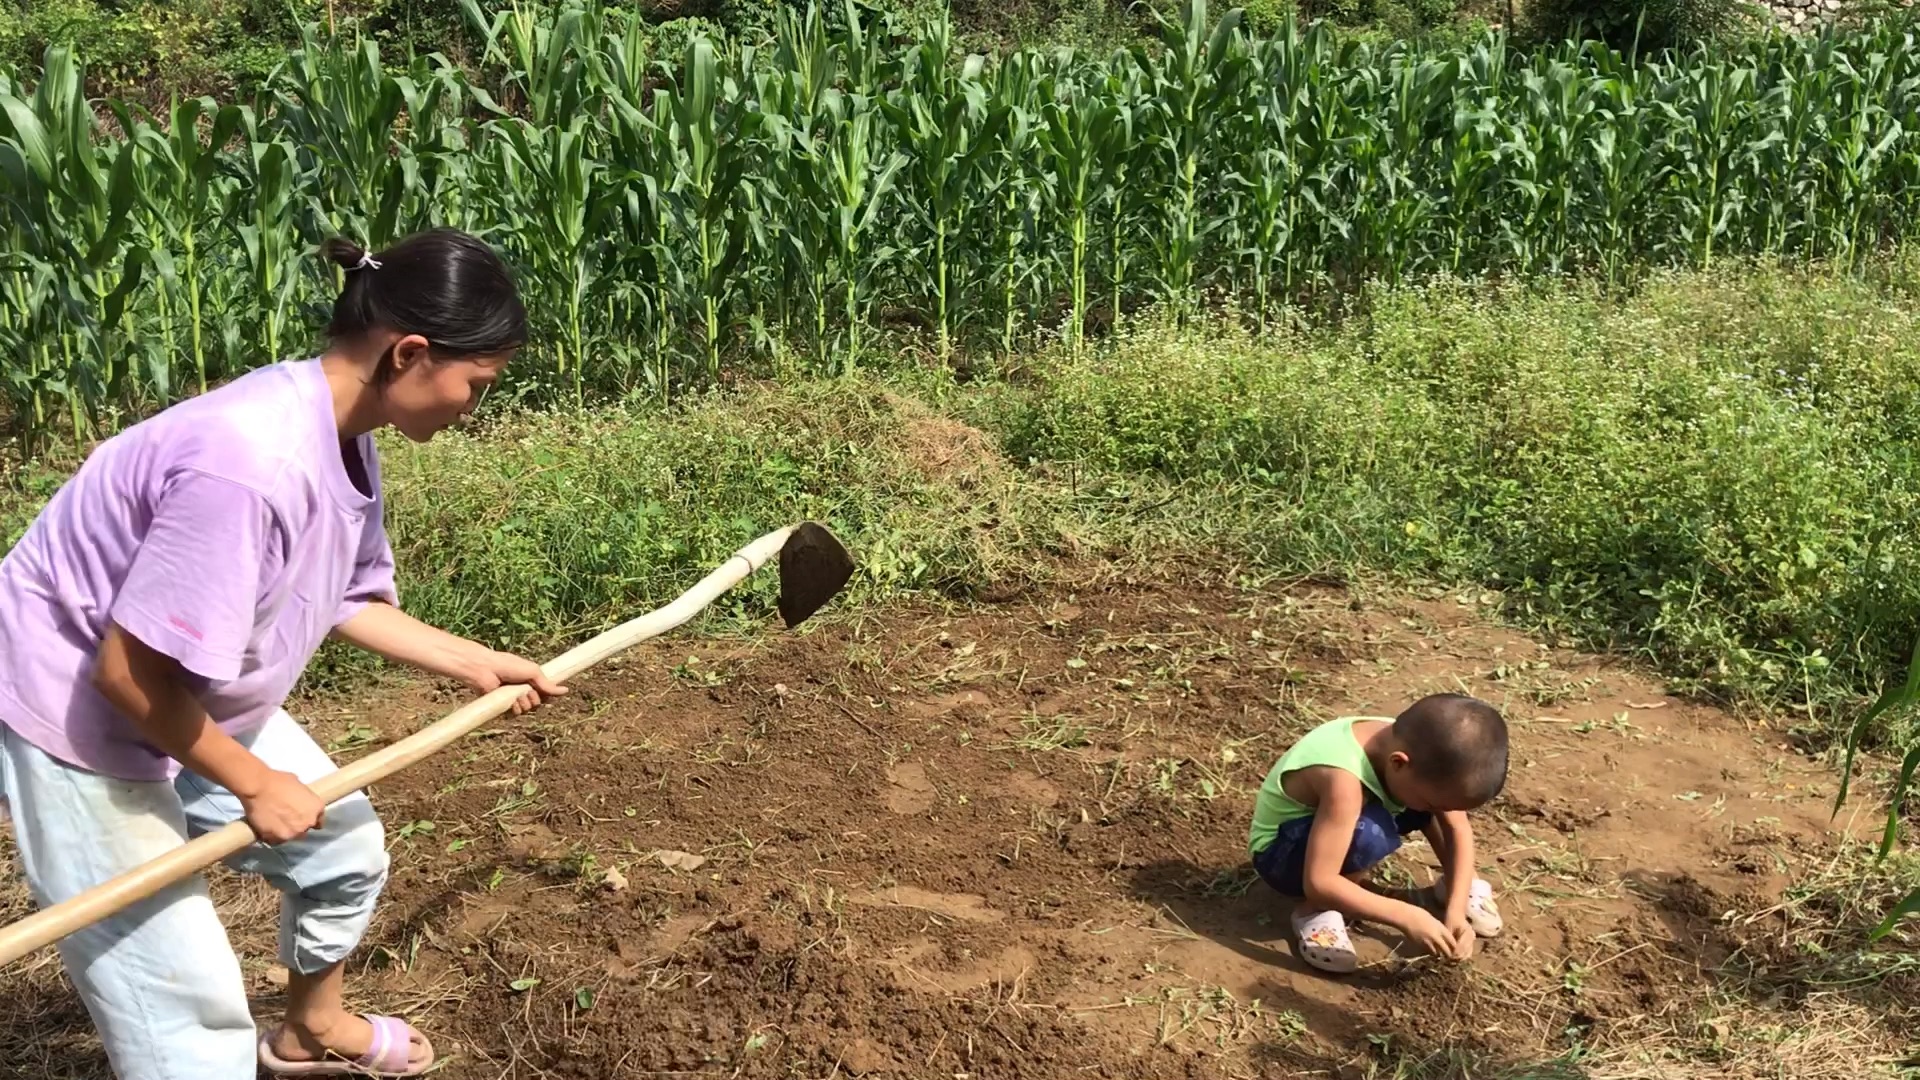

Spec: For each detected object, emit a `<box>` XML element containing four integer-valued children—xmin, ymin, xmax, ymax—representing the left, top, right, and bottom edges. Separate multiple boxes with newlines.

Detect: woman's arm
<box><xmin>330</xmin><ymin>601</ymin><xmax>566</xmax><ymax>714</ymax></box>
<box><xmin>92</xmin><ymin>622</ymin><xmax>323</xmax><ymax>843</ymax></box>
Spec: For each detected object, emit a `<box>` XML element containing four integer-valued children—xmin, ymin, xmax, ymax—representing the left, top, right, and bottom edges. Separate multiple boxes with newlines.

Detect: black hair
<box><xmin>1395</xmin><ymin>693</ymin><xmax>1508</xmax><ymax>805</ymax></box>
<box><xmin>321</xmin><ymin>229</ymin><xmax>527</xmax><ymax>382</ymax></box>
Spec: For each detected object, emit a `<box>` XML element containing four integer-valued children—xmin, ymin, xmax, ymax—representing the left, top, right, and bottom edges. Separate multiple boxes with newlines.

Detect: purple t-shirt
<box><xmin>0</xmin><ymin>358</ymin><xmax>397</xmax><ymax>781</ymax></box>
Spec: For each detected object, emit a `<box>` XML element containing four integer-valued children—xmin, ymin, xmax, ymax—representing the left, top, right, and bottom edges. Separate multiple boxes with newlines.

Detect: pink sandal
<box><xmin>257</xmin><ymin>1015</ymin><xmax>436</xmax><ymax>1077</ymax></box>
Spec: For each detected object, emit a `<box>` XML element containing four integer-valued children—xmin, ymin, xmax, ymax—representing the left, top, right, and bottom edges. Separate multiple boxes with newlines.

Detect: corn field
<box><xmin>4</xmin><ymin>0</ymin><xmax>1920</xmax><ymax>450</ymax></box>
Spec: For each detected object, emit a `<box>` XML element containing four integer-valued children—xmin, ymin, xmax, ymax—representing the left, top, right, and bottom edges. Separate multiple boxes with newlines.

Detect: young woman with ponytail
<box><xmin>0</xmin><ymin>228</ymin><xmax>563</xmax><ymax>1077</ymax></box>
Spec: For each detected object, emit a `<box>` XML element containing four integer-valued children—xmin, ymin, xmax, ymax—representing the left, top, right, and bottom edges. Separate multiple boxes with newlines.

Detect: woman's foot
<box><xmin>263</xmin><ymin>1011</ymin><xmax>434</xmax><ymax>1075</ymax></box>
<box><xmin>1291</xmin><ymin>907</ymin><xmax>1360</xmax><ymax>973</ymax></box>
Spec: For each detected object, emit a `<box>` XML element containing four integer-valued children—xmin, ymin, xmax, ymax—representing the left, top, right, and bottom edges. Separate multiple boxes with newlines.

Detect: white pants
<box><xmin>0</xmin><ymin>712</ymin><xmax>390</xmax><ymax>1080</ymax></box>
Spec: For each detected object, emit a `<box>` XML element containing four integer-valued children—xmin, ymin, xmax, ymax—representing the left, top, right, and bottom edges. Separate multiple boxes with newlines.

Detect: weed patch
<box><xmin>997</xmin><ymin>263</ymin><xmax>1920</xmax><ymax>743</ymax></box>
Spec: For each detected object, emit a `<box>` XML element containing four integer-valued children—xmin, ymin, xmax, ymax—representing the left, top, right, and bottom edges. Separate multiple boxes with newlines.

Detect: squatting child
<box><xmin>1247</xmin><ymin>693</ymin><xmax>1508</xmax><ymax>973</ymax></box>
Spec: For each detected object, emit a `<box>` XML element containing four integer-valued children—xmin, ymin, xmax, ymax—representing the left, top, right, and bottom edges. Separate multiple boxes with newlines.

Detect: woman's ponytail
<box><xmin>320</xmin><ymin>229</ymin><xmax>527</xmax><ymax>366</ymax></box>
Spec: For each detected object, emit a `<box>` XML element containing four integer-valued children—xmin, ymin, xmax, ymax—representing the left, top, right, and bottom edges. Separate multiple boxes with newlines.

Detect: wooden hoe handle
<box><xmin>0</xmin><ymin>525</ymin><xmax>804</xmax><ymax>968</ymax></box>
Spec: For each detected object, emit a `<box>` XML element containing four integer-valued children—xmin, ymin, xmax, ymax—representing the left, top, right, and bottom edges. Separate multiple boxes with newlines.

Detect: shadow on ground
<box><xmin>1128</xmin><ymin>856</ymin><xmax>1598</xmax><ymax>1080</ymax></box>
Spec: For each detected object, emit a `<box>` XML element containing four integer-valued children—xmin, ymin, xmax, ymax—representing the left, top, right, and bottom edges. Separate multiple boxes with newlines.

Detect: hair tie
<box><xmin>355</xmin><ymin>251</ymin><xmax>383</xmax><ymax>271</ymax></box>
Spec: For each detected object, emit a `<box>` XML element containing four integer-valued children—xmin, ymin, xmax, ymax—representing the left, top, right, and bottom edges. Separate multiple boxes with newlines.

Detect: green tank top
<box><xmin>1247</xmin><ymin>716</ymin><xmax>1403</xmax><ymax>856</ymax></box>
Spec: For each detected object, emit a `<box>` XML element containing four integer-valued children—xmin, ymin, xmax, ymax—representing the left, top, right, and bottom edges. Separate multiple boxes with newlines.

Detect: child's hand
<box><xmin>1401</xmin><ymin>909</ymin><xmax>1461</xmax><ymax>960</ymax></box>
<box><xmin>1450</xmin><ymin>922</ymin><xmax>1476</xmax><ymax>959</ymax></box>
<box><xmin>239</xmin><ymin>768</ymin><xmax>326</xmax><ymax>844</ymax></box>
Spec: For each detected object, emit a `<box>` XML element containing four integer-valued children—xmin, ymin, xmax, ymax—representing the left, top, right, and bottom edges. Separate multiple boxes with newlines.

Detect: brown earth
<box><xmin>3</xmin><ymin>574</ymin><xmax>1914</xmax><ymax>1079</ymax></box>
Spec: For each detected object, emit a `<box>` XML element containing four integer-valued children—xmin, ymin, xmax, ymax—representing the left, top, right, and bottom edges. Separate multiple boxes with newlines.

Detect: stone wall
<box><xmin>1764</xmin><ymin>0</ymin><xmax>1912</xmax><ymax>27</ymax></box>
<box><xmin>1768</xmin><ymin>0</ymin><xmax>1845</xmax><ymax>26</ymax></box>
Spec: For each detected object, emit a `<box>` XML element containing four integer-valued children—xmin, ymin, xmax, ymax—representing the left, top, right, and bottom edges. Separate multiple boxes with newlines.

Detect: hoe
<box><xmin>0</xmin><ymin>521</ymin><xmax>855</xmax><ymax>968</ymax></box>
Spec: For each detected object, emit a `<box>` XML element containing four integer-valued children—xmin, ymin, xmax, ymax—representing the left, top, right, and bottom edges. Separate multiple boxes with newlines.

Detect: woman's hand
<box><xmin>332</xmin><ymin>604</ymin><xmax>566</xmax><ymax>713</ymax></box>
<box><xmin>455</xmin><ymin>647</ymin><xmax>568</xmax><ymax>715</ymax></box>
<box><xmin>236</xmin><ymin>768</ymin><xmax>327</xmax><ymax>844</ymax></box>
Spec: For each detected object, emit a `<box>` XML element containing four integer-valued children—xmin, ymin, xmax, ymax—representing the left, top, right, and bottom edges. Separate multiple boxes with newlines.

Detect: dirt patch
<box><xmin>1003</xmin><ymin>770</ymin><xmax>1061</xmax><ymax>807</ymax></box>
<box><xmin>2</xmin><ymin>575</ymin><xmax>1912</xmax><ymax>1079</ymax></box>
<box><xmin>849</xmin><ymin>886</ymin><xmax>1007</xmax><ymax>924</ymax></box>
<box><xmin>883</xmin><ymin>762</ymin><xmax>938</xmax><ymax>815</ymax></box>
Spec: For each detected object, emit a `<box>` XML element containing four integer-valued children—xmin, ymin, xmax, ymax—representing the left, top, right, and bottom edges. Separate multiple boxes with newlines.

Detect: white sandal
<box><xmin>1291</xmin><ymin>907</ymin><xmax>1359</xmax><ymax>973</ymax></box>
<box><xmin>1432</xmin><ymin>876</ymin><xmax>1503</xmax><ymax>938</ymax></box>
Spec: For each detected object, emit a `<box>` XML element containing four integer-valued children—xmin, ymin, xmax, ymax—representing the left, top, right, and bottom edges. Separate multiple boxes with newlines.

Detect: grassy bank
<box><xmin>5</xmin><ymin>260</ymin><xmax>1919</xmax><ymax>746</ymax></box>
<box><xmin>1000</xmin><ymin>258</ymin><xmax>1920</xmax><ymax>735</ymax></box>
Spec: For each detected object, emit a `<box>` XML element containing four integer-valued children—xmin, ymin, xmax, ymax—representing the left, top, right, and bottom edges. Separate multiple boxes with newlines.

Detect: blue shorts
<box><xmin>1252</xmin><ymin>802</ymin><xmax>1433</xmax><ymax>898</ymax></box>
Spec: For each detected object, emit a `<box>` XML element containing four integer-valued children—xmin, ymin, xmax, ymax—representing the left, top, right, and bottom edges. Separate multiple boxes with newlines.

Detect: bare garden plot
<box><xmin>4</xmin><ymin>575</ymin><xmax>1913</xmax><ymax>1079</ymax></box>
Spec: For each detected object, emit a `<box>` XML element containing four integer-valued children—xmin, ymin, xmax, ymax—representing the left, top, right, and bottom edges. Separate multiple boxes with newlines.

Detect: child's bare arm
<box><xmin>1432</xmin><ymin>810</ymin><xmax>1477</xmax><ymax>927</ymax></box>
<box><xmin>1296</xmin><ymin>768</ymin><xmax>1457</xmax><ymax>956</ymax></box>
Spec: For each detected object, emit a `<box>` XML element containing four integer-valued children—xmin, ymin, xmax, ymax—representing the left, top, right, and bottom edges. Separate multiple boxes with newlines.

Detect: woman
<box><xmin>0</xmin><ymin>228</ymin><xmax>565</xmax><ymax>1078</ymax></box>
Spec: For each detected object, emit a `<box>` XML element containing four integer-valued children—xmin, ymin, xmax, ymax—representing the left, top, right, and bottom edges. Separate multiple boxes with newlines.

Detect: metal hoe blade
<box><xmin>776</xmin><ymin>521</ymin><xmax>855</xmax><ymax>628</ymax></box>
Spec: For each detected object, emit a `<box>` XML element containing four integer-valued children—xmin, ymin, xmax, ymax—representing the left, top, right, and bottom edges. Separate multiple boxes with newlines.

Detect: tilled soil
<box><xmin>3</xmin><ymin>574</ymin><xmax>1911</xmax><ymax>1079</ymax></box>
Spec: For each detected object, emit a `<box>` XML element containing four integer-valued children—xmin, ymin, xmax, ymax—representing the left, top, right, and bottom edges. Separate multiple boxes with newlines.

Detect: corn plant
<box><xmin>983</xmin><ymin>51</ymin><xmax>1043</xmax><ymax>356</ymax></box>
<box><xmin>0</xmin><ymin>48</ymin><xmax>147</xmax><ymax>437</ymax></box>
<box><xmin>1662</xmin><ymin>57</ymin><xmax>1756</xmax><ymax>268</ymax></box>
<box><xmin>754</xmin><ymin>4</ymin><xmax>831</xmax><ymax>362</ymax></box>
<box><xmin>1584</xmin><ymin>52</ymin><xmax>1658</xmax><ymax>284</ymax></box>
<box><xmin>499</xmin><ymin>114</ymin><xmax>604</xmax><ymax>399</ymax></box>
<box><xmin>1435</xmin><ymin>38</ymin><xmax>1506</xmax><ymax>275</ymax></box>
<box><xmin>822</xmin><ymin>90</ymin><xmax>905</xmax><ymax>369</ymax></box>
<box><xmin>884</xmin><ymin>19</ymin><xmax>1004</xmax><ymax>361</ymax></box>
<box><xmin>1139</xmin><ymin>0</ymin><xmax>1246</xmax><ymax>313</ymax></box>
<box><xmin>1832</xmin><ymin>635</ymin><xmax>1920</xmax><ymax>942</ymax></box>
<box><xmin>462</xmin><ymin>0</ymin><xmax>599</xmax><ymax>129</ymax></box>
<box><xmin>114</xmin><ymin>96</ymin><xmax>244</xmax><ymax>395</ymax></box>
<box><xmin>1351</xmin><ymin>49</ymin><xmax>1454</xmax><ymax>280</ymax></box>
<box><xmin>1035</xmin><ymin>60</ymin><xmax>1119</xmax><ymax>355</ymax></box>
<box><xmin>660</xmin><ymin>36</ymin><xmax>761</xmax><ymax>379</ymax></box>
<box><xmin>1822</xmin><ymin>47</ymin><xmax>1904</xmax><ymax>264</ymax></box>
<box><xmin>233</xmin><ymin>137</ymin><xmax>305</xmax><ymax>368</ymax></box>
<box><xmin>594</xmin><ymin>11</ymin><xmax>679</xmax><ymax>396</ymax></box>
<box><xmin>270</xmin><ymin>29</ymin><xmax>419</xmax><ymax>250</ymax></box>
<box><xmin>1092</xmin><ymin>59</ymin><xmax>1146</xmax><ymax>332</ymax></box>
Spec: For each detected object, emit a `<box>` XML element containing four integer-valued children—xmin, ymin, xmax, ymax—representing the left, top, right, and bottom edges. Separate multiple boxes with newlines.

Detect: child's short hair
<box><xmin>1396</xmin><ymin>693</ymin><xmax>1508</xmax><ymax>804</ymax></box>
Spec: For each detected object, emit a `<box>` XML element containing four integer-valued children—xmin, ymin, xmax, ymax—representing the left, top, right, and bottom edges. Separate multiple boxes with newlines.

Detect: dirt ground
<box><xmin>3</xmin><ymin>573</ymin><xmax>1915</xmax><ymax>1079</ymax></box>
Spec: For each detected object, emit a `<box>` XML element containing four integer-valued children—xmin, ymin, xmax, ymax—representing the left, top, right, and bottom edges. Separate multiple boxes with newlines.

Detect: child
<box><xmin>1247</xmin><ymin>693</ymin><xmax>1507</xmax><ymax>973</ymax></box>
<box><xmin>0</xmin><ymin>229</ymin><xmax>567</xmax><ymax>1079</ymax></box>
